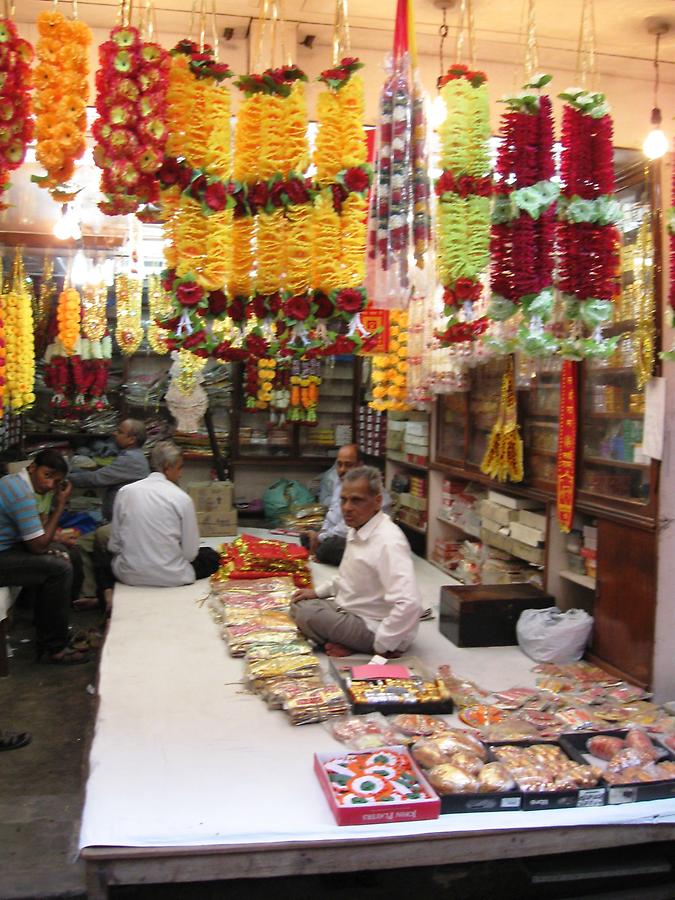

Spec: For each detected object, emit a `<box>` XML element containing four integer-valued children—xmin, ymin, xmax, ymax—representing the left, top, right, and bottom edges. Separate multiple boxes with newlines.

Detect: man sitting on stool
<box><xmin>292</xmin><ymin>465</ymin><xmax>422</xmax><ymax>657</ymax></box>
<box><xmin>93</xmin><ymin>441</ymin><xmax>220</xmax><ymax>610</ymax></box>
<box><xmin>302</xmin><ymin>444</ymin><xmax>392</xmax><ymax>566</ymax></box>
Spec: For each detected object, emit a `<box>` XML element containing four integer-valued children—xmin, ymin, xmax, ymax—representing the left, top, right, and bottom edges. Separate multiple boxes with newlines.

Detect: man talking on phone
<box><xmin>0</xmin><ymin>449</ymin><xmax>89</xmax><ymax>665</ymax></box>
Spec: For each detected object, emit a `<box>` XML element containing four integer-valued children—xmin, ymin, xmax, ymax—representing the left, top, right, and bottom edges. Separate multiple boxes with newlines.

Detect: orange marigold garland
<box><xmin>0</xmin><ymin>19</ymin><xmax>34</xmax><ymax>210</ymax></box>
<box><xmin>33</xmin><ymin>10</ymin><xmax>91</xmax><ymax>196</ymax></box>
<box><xmin>114</xmin><ymin>274</ymin><xmax>143</xmax><ymax>354</ymax></box>
<box><xmin>92</xmin><ymin>25</ymin><xmax>170</xmax><ymax>219</ymax></box>
<box><xmin>369</xmin><ymin>310</ymin><xmax>410</xmax><ymax>411</ymax></box>
<box><xmin>56</xmin><ymin>286</ymin><xmax>81</xmax><ymax>354</ymax></box>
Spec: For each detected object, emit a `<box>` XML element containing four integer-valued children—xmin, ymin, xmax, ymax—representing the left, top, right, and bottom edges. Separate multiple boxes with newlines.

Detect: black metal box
<box><xmin>439</xmin><ymin>583</ymin><xmax>555</xmax><ymax>647</ymax></box>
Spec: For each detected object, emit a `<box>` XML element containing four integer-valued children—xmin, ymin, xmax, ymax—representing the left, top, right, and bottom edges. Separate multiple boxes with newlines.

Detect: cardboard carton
<box><xmin>197</xmin><ymin>508</ymin><xmax>237</xmax><ymax>537</ymax></box>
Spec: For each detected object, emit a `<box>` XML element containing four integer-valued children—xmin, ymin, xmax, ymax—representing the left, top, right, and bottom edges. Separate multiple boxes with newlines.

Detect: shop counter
<box><xmin>79</xmin><ymin>530</ymin><xmax>675</xmax><ymax>899</ymax></box>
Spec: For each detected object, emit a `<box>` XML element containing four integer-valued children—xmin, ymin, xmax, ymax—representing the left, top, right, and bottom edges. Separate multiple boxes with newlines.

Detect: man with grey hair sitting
<box><xmin>292</xmin><ymin>465</ymin><xmax>423</xmax><ymax>657</ymax></box>
<box><xmin>93</xmin><ymin>441</ymin><xmax>220</xmax><ymax>609</ymax></box>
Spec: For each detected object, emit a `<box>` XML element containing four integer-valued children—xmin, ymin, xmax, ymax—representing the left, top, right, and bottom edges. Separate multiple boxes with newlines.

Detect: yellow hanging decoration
<box><xmin>81</xmin><ymin>279</ymin><xmax>108</xmax><ymax>342</ymax></box>
<box><xmin>56</xmin><ymin>285</ymin><xmax>81</xmax><ymax>354</ymax></box>
<box><xmin>369</xmin><ymin>311</ymin><xmax>410</xmax><ymax>411</ymax></box>
<box><xmin>480</xmin><ymin>363</ymin><xmax>524</xmax><ymax>483</ymax></box>
<box><xmin>3</xmin><ymin>251</ymin><xmax>35</xmax><ymax>413</ymax></box>
<box><xmin>114</xmin><ymin>274</ymin><xmax>144</xmax><ymax>354</ymax></box>
<box><xmin>147</xmin><ymin>273</ymin><xmax>172</xmax><ymax>353</ymax></box>
<box><xmin>0</xmin><ymin>258</ymin><xmax>5</xmax><ymax>418</ymax></box>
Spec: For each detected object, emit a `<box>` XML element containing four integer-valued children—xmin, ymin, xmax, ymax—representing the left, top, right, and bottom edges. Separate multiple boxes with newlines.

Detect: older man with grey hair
<box><xmin>292</xmin><ymin>465</ymin><xmax>423</xmax><ymax>657</ymax></box>
<box><xmin>93</xmin><ymin>441</ymin><xmax>220</xmax><ymax>609</ymax></box>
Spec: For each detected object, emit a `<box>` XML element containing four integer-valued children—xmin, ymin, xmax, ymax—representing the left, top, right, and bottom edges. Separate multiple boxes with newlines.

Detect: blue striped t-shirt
<box><xmin>0</xmin><ymin>472</ymin><xmax>45</xmax><ymax>551</ymax></box>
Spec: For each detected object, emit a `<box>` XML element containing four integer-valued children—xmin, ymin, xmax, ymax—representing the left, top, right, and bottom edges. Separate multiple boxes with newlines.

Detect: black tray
<box><xmin>559</xmin><ymin>729</ymin><xmax>675</xmax><ymax>805</ymax></box>
<box><xmin>487</xmin><ymin>740</ymin><xmax>606</xmax><ymax>811</ymax></box>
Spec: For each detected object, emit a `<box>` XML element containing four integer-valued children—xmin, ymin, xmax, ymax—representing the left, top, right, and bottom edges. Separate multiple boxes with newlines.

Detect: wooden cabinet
<box><xmin>590</xmin><ymin>519</ymin><xmax>657</xmax><ymax>687</ymax></box>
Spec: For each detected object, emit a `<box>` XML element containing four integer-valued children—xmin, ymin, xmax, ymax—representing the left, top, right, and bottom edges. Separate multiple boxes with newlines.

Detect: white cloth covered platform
<box><xmin>79</xmin><ymin>533</ymin><xmax>675</xmax><ymax>853</ymax></box>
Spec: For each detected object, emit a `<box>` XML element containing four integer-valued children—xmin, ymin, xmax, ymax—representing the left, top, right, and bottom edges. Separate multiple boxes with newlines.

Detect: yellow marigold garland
<box><xmin>147</xmin><ymin>273</ymin><xmax>172</xmax><ymax>353</ymax></box>
<box><xmin>3</xmin><ymin>253</ymin><xmax>35</xmax><ymax>412</ymax></box>
<box><xmin>56</xmin><ymin>286</ymin><xmax>81</xmax><ymax>354</ymax></box>
<box><xmin>369</xmin><ymin>311</ymin><xmax>410</xmax><ymax>411</ymax></box>
<box><xmin>33</xmin><ymin>10</ymin><xmax>91</xmax><ymax>195</ymax></box>
<box><xmin>0</xmin><ymin>268</ymin><xmax>5</xmax><ymax>418</ymax></box>
<box><xmin>114</xmin><ymin>274</ymin><xmax>143</xmax><ymax>354</ymax></box>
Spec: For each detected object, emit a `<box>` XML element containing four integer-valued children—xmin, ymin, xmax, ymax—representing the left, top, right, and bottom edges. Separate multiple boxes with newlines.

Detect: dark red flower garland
<box><xmin>93</xmin><ymin>25</ymin><xmax>169</xmax><ymax>218</ymax></box>
<box><xmin>557</xmin><ymin>89</ymin><xmax>620</xmax><ymax>352</ymax></box>
<box><xmin>489</xmin><ymin>84</ymin><xmax>557</xmax><ymax>336</ymax></box>
<box><xmin>0</xmin><ymin>19</ymin><xmax>34</xmax><ymax>210</ymax></box>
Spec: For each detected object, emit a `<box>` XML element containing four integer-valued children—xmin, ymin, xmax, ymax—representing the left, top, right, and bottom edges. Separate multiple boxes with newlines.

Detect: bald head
<box><xmin>336</xmin><ymin>444</ymin><xmax>361</xmax><ymax>480</ymax></box>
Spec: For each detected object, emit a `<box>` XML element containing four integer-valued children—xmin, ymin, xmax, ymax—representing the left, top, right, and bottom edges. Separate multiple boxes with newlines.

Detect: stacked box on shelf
<box><xmin>403</xmin><ymin>420</ymin><xmax>429</xmax><ymax>463</ymax></box>
<box><xmin>386</xmin><ymin>419</ymin><xmax>406</xmax><ymax>453</ymax></box>
<box><xmin>358</xmin><ymin>406</ymin><xmax>387</xmax><ymax>457</ymax></box>
<box><xmin>438</xmin><ymin>479</ymin><xmax>485</xmax><ymax>537</ymax></box>
<box><xmin>478</xmin><ymin>491</ymin><xmax>547</xmax><ymax>580</ymax></box>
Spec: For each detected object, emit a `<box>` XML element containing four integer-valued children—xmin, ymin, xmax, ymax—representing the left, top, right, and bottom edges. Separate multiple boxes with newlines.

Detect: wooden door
<box><xmin>592</xmin><ymin>519</ymin><xmax>656</xmax><ymax>687</ymax></box>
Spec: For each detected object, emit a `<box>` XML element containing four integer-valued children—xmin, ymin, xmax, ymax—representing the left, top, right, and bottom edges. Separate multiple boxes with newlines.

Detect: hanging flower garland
<box><xmin>32</xmin><ymin>10</ymin><xmax>91</xmax><ymax>197</ymax></box>
<box><xmin>480</xmin><ymin>361</ymin><xmax>524</xmax><ymax>483</ymax></box>
<box><xmin>92</xmin><ymin>25</ymin><xmax>170</xmax><ymax>218</ymax></box>
<box><xmin>114</xmin><ymin>274</ymin><xmax>144</xmax><ymax>354</ymax></box>
<box><xmin>369</xmin><ymin>310</ymin><xmax>411</xmax><ymax>412</ymax></box>
<box><xmin>158</xmin><ymin>40</ymin><xmax>234</xmax><ymax>359</ymax></box>
<box><xmin>34</xmin><ymin>256</ymin><xmax>56</xmax><ymax>359</ymax></box>
<box><xmin>312</xmin><ymin>57</ymin><xmax>371</xmax><ymax>341</ymax></box>
<box><xmin>0</xmin><ymin>261</ymin><xmax>5</xmax><ymax>418</ymax></box>
<box><xmin>146</xmin><ymin>273</ymin><xmax>171</xmax><ymax>353</ymax></box>
<box><xmin>0</xmin><ymin>19</ymin><xmax>34</xmax><ymax>210</ymax></box>
<box><xmin>81</xmin><ymin>279</ymin><xmax>108</xmax><ymax>342</ymax></box>
<box><xmin>487</xmin><ymin>74</ymin><xmax>559</xmax><ymax>357</ymax></box>
<box><xmin>3</xmin><ymin>252</ymin><xmax>35</xmax><ymax>413</ymax></box>
<box><xmin>44</xmin><ymin>332</ymin><xmax>112</xmax><ymax>413</ymax></box>
<box><xmin>288</xmin><ymin>359</ymin><xmax>320</xmax><ymax>423</ymax></box>
<box><xmin>243</xmin><ymin>357</ymin><xmax>276</xmax><ymax>410</ymax></box>
<box><xmin>660</xmin><ymin>150</ymin><xmax>675</xmax><ymax>360</ymax></box>
<box><xmin>557</xmin><ymin>87</ymin><xmax>621</xmax><ymax>359</ymax></box>
<box><xmin>435</xmin><ymin>64</ymin><xmax>491</xmax><ymax>345</ymax></box>
<box><xmin>56</xmin><ymin>286</ymin><xmax>81</xmax><ymax>354</ymax></box>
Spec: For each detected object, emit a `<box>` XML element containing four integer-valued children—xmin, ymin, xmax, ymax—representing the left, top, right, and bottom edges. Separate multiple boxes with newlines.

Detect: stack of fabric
<box><xmin>215</xmin><ymin>535</ymin><xmax>311</xmax><ymax>587</ymax></box>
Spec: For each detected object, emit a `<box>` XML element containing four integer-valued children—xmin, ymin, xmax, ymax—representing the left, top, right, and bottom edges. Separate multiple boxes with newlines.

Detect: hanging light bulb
<box><xmin>52</xmin><ymin>205</ymin><xmax>71</xmax><ymax>241</ymax></box>
<box><xmin>642</xmin><ymin>22</ymin><xmax>670</xmax><ymax>161</ymax></box>
<box><xmin>71</xmin><ymin>249</ymin><xmax>89</xmax><ymax>286</ymax></box>
<box><xmin>643</xmin><ymin>107</ymin><xmax>669</xmax><ymax>160</ymax></box>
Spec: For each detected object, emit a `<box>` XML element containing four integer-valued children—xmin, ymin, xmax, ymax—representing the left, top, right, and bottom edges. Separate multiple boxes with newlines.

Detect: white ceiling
<box><xmin>15</xmin><ymin>0</ymin><xmax>675</xmax><ymax>83</ymax></box>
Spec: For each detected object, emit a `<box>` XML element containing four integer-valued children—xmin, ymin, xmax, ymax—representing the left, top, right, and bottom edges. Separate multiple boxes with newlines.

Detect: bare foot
<box><xmin>324</xmin><ymin>642</ymin><xmax>353</xmax><ymax>657</ymax></box>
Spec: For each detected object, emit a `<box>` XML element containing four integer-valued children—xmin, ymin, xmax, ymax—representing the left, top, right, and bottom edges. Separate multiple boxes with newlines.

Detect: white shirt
<box><xmin>318</xmin><ymin>480</ymin><xmax>394</xmax><ymax>543</ymax></box>
<box><xmin>314</xmin><ymin>510</ymin><xmax>422</xmax><ymax>654</ymax></box>
<box><xmin>109</xmin><ymin>472</ymin><xmax>200</xmax><ymax>587</ymax></box>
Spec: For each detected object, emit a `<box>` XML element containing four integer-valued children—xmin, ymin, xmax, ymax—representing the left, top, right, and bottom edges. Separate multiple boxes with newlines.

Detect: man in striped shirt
<box><xmin>0</xmin><ymin>449</ymin><xmax>88</xmax><ymax>665</ymax></box>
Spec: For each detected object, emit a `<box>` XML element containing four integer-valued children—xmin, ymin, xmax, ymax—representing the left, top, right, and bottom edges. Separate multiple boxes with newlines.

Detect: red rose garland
<box><xmin>0</xmin><ymin>19</ymin><xmax>34</xmax><ymax>210</ymax></box>
<box><xmin>93</xmin><ymin>26</ymin><xmax>169</xmax><ymax>218</ymax></box>
<box><xmin>488</xmin><ymin>75</ymin><xmax>559</xmax><ymax>356</ymax></box>
<box><xmin>558</xmin><ymin>88</ymin><xmax>621</xmax><ymax>358</ymax></box>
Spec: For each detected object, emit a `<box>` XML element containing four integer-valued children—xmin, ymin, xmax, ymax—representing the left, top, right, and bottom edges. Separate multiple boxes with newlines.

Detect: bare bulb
<box><xmin>643</xmin><ymin>127</ymin><xmax>669</xmax><ymax>160</ymax></box>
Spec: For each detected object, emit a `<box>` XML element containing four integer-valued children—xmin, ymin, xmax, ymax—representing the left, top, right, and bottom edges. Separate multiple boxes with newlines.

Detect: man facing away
<box><xmin>94</xmin><ymin>441</ymin><xmax>220</xmax><ymax>610</ymax></box>
<box><xmin>0</xmin><ymin>449</ymin><xmax>88</xmax><ymax>664</ymax></box>
<box><xmin>292</xmin><ymin>465</ymin><xmax>423</xmax><ymax>657</ymax></box>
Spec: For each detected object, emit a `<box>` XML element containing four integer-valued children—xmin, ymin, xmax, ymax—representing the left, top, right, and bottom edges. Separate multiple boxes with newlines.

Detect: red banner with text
<box><xmin>556</xmin><ymin>360</ymin><xmax>579</xmax><ymax>533</ymax></box>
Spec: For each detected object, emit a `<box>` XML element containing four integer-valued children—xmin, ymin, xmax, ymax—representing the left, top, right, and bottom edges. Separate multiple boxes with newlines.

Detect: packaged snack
<box><xmin>426</xmin><ymin>764</ymin><xmax>479</xmax><ymax>795</ymax></box>
<box><xmin>586</xmin><ymin>735</ymin><xmax>626</xmax><ymax>760</ymax></box>
<box><xmin>477</xmin><ymin>762</ymin><xmax>516</xmax><ymax>793</ymax></box>
<box><xmin>390</xmin><ymin>714</ymin><xmax>449</xmax><ymax>737</ymax></box>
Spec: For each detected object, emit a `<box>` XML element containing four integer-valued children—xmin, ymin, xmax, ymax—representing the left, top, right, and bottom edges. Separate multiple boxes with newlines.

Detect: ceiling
<box><xmin>15</xmin><ymin>0</ymin><xmax>675</xmax><ymax>83</ymax></box>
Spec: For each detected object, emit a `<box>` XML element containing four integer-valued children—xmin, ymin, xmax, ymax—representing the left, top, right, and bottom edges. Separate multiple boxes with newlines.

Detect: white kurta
<box><xmin>314</xmin><ymin>510</ymin><xmax>423</xmax><ymax>653</ymax></box>
<box><xmin>109</xmin><ymin>472</ymin><xmax>199</xmax><ymax>587</ymax></box>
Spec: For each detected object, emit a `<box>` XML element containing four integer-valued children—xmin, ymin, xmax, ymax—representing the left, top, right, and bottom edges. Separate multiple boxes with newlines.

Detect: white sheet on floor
<box><xmin>79</xmin><ymin>531</ymin><xmax>675</xmax><ymax>849</ymax></box>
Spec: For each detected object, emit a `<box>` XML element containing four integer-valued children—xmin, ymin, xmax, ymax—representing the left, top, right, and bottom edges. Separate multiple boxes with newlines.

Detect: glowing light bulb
<box><xmin>643</xmin><ymin>127</ymin><xmax>669</xmax><ymax>160</ymax></box>
<box><xmin>431</xmin><ymin>93</ymin><xmax>446</xmax><ymax>129</ymax></box>
<box><xmin>71</xmin><ymin>250</ymin><xmax>89</xmax><ymax>286</ymax></box>
<box><xmin>53</xmin><ymin>216</ymin><xmax>71</xmax><ymax>241</ymax></box>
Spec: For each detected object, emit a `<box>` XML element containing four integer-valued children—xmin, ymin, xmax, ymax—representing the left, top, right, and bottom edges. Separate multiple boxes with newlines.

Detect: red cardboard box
<box><xmin>314</xmin><ymin>747</ymin><xmax>441</xmax><ymax>826</ymax></box>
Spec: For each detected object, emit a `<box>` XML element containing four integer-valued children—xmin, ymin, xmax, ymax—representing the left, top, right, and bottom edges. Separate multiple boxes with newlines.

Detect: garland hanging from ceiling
<box><xmin>0</xmin><ymin>17</ymin><xmax>33</xmax><ymax>210</ymax></box>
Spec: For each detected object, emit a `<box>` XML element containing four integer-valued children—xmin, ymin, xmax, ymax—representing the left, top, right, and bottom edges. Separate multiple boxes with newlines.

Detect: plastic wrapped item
<box><xmin>479</xmin><ymin>717</ymin><xmax>541</xmax><ymax>743</ymax></box>
<box><xmin>412</xmin><ymin>730</ymin><xmax>487</xmax><ymax>768</ymax></box>
<box><xmin>245</xmin><ymin>653</ymin><xmax>320</xmax><ymax>682</ymax></box>
<box><xmin>517</xmin><ymin>607</ymin><xmax>593</xmax><ymax>663</ymax></box>
<box><xmin>285</xmin><ymin>684</ymin><xmax>350</xmax><ymax>726</ymax></box>
<box><xmin>389</xmin><ymin>714</ymin><xmax>450</xmax><ymax>738</ymax></box>
<box><xmin>244</xmin><ymin>638</ymin><xmax>312</xmax><ymax>662</ymax></box>
<box><xmin>325</xmin><ymin>713</ymin><xmax>408</xmax><ymax>750</ymax></box>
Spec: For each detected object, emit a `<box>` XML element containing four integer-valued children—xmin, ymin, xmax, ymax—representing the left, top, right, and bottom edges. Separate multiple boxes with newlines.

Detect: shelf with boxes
<box><xmin>357</xmin><ymin>405</ymin><xmax>386</xmax><ymax>459</ymax></box>
<box><xmin>428</xmin><ymin>473</ymin><xmax>547</xmax><ymax>589</ymax></box>
<box><xmin>385</xmin><ymin>411</ymin><xmax>430</xmax><ymax>551</ymax></box>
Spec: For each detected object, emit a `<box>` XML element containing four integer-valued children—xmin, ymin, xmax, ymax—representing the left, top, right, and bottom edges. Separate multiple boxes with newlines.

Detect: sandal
<box><xmin>70</xmin><ymin>628</ymin><xmax>103</xmax><ymax>651</ymax></box>
<box><xmin>72</xmin><ymin>596</ymin><xmax>100</xmax><ymax>611</ymax></box>
<box><xmin>38</xmin><ymin>646</ymin><xmax>90</xmax><ymax>666</ymax></box>
<box><xmin>0</xmin><ymin>730</ymin><xmax>31</xmax><ymax>751</ymax></box>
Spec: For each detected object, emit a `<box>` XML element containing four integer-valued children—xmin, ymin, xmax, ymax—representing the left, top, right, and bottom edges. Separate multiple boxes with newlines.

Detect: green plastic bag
<box><xmin>262</xmin><ymin>478</ymin><xmax>315</xmax><ymax>526</ymax></box>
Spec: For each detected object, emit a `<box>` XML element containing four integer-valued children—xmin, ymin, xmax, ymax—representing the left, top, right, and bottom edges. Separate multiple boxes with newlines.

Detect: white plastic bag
<box><xmin>516</xmin><ymin>607</ymin><xmax>593</xmax><ymax>664</ymax></box>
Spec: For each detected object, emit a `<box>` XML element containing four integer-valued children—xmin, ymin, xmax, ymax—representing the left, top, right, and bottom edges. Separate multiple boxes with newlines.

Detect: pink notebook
<box><xmin>351</xmin><ymin>664</ymin><xmax>411</xmax><ymax>680</ymax></box>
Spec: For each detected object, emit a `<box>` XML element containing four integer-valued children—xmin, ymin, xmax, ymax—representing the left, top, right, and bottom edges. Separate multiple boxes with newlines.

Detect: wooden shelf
<box><xmin>386</xmin><ymin>452</ymin><xmax>429</xmax><ymax>473</ymax></box>
<box><xmin>560</xmin><ymin>569</ymin><xmax>596</xmax><ymax>591</ymax></box>
<box><xmin>585</xmin><ymin>412</ymin><xmax>644</xmax><ymax>420</ymax></box>
<box><xmin>584</xmin><ymin>455</ymin><xmax>649</xmax><ymax>470</ymax></box>
<box><xmin>429</xmin><ymin>559</ymin><xmax>463</xmax><ymax>582</ymax></box>
<box><xmin>232</xmin><ymin>457</ymin><xmax>332</xmax><ymax>468</ymax></box>
<box><xmin>436</xmin><ymin>513</ymin><xmax>480</xmax><ymax>538</ymax></box>
<box><xmin>527</xmin><ymin>448</ymin><xmax>557</xmax><ymax>458</ymax></box>
<box><xmin>395</xmin><ymin>517</ymin><xmax>427</xmax><ymax>535</ymax></box>
<box><xmin>586</xmin><ymin>366</ymin><xmax>638</xmax><ymax>377</ymax></box>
